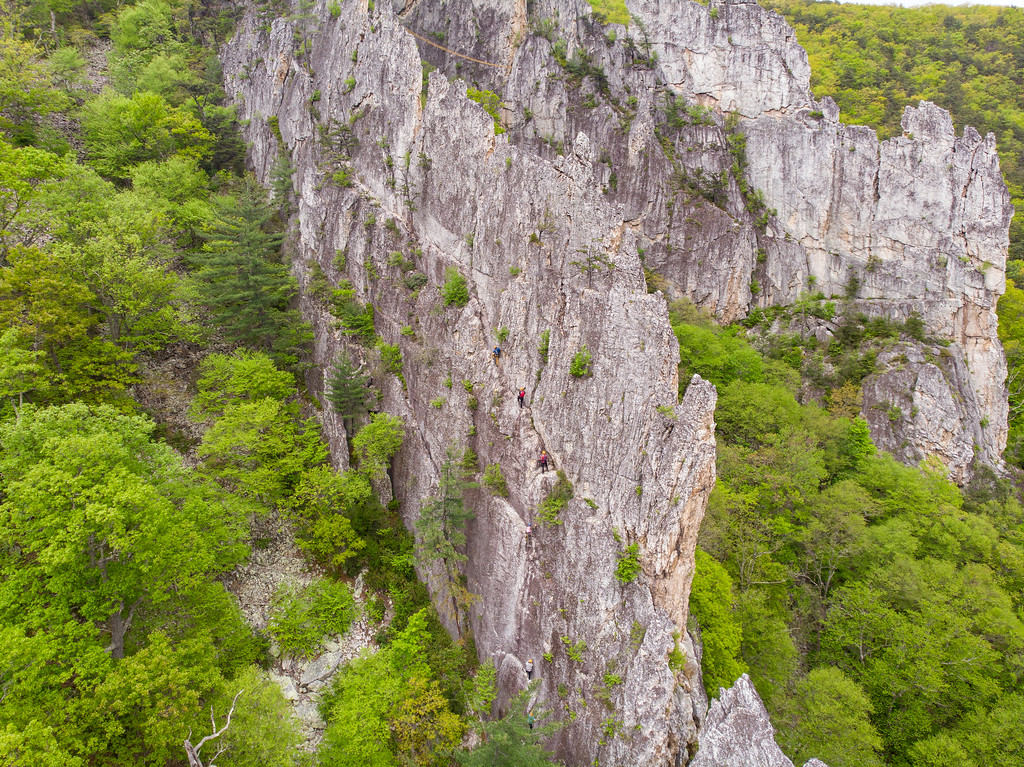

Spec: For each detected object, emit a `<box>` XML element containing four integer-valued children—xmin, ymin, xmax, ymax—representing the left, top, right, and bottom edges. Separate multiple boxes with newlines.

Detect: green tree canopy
<box><xmin>326</xmin><ymin>350</ymin><xmax>372</xmax><ymax>431</ymax></box>
<box><xmin>689</xmin><ymin>548</ymin><xmax>747</xmax><ymax>696</ymax></box>
<box><xmin>777</xmin><ymin>667</ymin><xmax>884</xmax><ymax>767</ymax></box>
<box><xmin>0</xmin><ymin>403</ymin><xmax>246</xmax><ymax>659</ymax></box>
<box><xmin>352</xmin><ymin>412</ymin><xmax>406</xmax><ymax>481</ymax></box>
<box><xmin>81</xmin><ymin>90</ymin><xmax>212</xmax><ymax>179</ymax></box>
<box><xmin>319</xmin><ymin>609</ymin><xmax>464</xmax><ymax>767</ymax></box>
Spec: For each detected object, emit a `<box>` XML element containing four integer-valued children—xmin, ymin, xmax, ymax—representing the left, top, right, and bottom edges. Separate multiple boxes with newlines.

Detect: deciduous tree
<box><xmin>0</xmin><ymin>403</ymin><xmax>245</xmax><ymax>660</ymax></box>
<box><xmin>776</xmin><ymin>667</ymin><xmax>883</xmax><ymax>767</ymax></box>
<box><xmin>81</xmin><ymin>90</ymin><xmax>212</xmax><ymax>179</ymax></box>
<box><xmin>351</xmin><ymin>412</ymin><xmax>405</xmax><ymax>481</ymax></box>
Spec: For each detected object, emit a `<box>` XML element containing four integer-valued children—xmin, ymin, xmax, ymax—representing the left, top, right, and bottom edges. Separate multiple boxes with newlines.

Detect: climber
<box><xmin>492</xmin><ymin>345</ymin><xmax>502</xmax><ymax>363</ymax></box>
<box><xmin>525</xmin><ymin>523</ymin><xmax>533</xmax><ymax>544</ymax></box>
<box><xmin>539</xmin><ymin>450</ymin><xmax>549</xmax><ymax>473</ymax></box>
<box><xmin>528</xmin><ymin>714</ymin><xmax>535</xmax><ymax>730</ymax></box>
<box><xmin>526</xmin><ymin>658</ymin><xmax>534</xmax><ymax>680</ymax></box>
<box><xmin>518</xmin><ymin>387</ymin><xmax>526</xmax><ymax>408</ymax></box>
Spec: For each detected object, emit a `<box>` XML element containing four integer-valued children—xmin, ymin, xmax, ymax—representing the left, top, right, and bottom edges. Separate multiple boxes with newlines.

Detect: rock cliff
<box><xmin>397</xmin><ymin>0</ymin><xmax>1012</xmax><ymax>479</ymax></box>
<box><xmin>222</xmin><ymin>1</ymin><xmax>718</xmax><ymax>763</ymax></box>
<box><xmin>690</xmin><ymin>675</ymin><xmax>826</xmax><ymax>767</ymax></box>
<box><xmin>220</xmin><ymin>0</ymin><xmax>1012</xmax><ymax>761</ymax></box>
<box><xmin>742</xmin><ymin>100</ymin><xmax>1010</xmax><ymax>479</ymax></box>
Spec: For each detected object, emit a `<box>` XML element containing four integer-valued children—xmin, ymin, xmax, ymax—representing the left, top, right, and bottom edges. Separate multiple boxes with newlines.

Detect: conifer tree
<box><xmin>269</xmin><ymin>148</ymin><xmax>294</xmax><ymax>219</ymax></box>
<box><xmin>416</xmin><ymin>444</ymin><xmax>476</xmax><ymax>637</ymax></box>
<box><xmin>326</xmin><ymin>351</ymin><xmax>370</xmax><ymax>434</ymax></box>
<box><xmin>458</xmin><ymin>682</ymin><xmax>561</xmax><ymax>767</ymax></box>
<box><xmin>195</xmin><ymin>177</ymin><xmax>310</xmax><ymax>366</ymax></box>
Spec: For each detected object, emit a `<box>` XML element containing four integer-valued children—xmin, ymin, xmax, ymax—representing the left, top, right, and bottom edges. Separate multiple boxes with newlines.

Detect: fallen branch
<box><xmin>183</xmin><ymin>689</ymin><xmax>244</xmax><ymax>767</ymax></box>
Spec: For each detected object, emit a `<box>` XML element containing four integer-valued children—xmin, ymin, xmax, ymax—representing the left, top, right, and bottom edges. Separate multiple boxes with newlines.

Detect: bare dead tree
<box><xmin>183</xmin><ymin>689</ymin><xmax>244</xmax><ymax>767</ymax></box>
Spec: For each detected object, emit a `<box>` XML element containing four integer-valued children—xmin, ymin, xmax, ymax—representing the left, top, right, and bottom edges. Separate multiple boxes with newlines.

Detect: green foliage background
<box><xmin>677</xmin><ymin>301</ymin><xmax>1024</xmax><ymax>767</ymax></box>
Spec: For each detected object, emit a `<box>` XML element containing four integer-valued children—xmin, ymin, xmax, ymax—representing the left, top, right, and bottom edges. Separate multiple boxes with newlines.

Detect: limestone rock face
<box><xmin>222</xmin><ymin>2</ymin><xmax>718</xmax><ymax>764</ymax></box>
<box><xmin>691</xmin><ymin>675</ymin><xmax>793</xmax><ymax>767</ymax></box>
<box><xmin>635</xmin><ymin>0</ymin><xmax>1011</xmax><ymax>477</ymax></box>
<box><xmin>860</xmin><ymin>343</ymin><xmax>987</xmax><ymax>482</ymax></box>
<box><xmin>752</xmin><ymin>310</ymin><xmax>995</xmax><ymax>485</ymax></box>
<box><xmin>633</xmin><ymin>0</ymin><xmax>812</xmax><ymax>117</ymax></box>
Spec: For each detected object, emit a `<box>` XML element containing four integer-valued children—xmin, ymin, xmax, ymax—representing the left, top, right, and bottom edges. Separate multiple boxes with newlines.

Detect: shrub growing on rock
<box><xmin>570</xmin><ymin>345</ymin><xmax>592</xmax><ymax>377</ymax></box>
<box><xmin>268</xmin><ymin>578</ymin><xmax>359</xmax><ymax>658</ymax></box>
<box><xmin>482</xmin><ymin>463</ymin><xmax>509</xmax><ymax>497</ymax></box>
<box><xmin>538</xmin><ymin>470</ymin><xmax>574</xmax><ymax>525</ymax></box>
<box><xmin>615</xmin><ymin>543</ymin><xmax>642</xmax><ymax>584</ymax></box>
<box><xmin>441</xmin><ymin>266</ymin><xmax>469</xmax><ymax>307</ymax></box>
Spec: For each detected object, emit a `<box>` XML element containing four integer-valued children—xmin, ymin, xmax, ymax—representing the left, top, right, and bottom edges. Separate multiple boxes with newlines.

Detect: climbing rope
<box><xmin>402</xmin><ymin>26</ymin><xmax>512</xmax><ymax>70</ymax></box>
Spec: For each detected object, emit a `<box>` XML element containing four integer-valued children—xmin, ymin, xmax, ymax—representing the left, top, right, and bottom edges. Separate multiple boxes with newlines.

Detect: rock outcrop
<box><xmin>399</xmin><ymin>0</ymin><xmax>1012</xmax><ymax>479</ymax></box>
<box><xmin>225</xmin><ymin>511</ymin><xmax>381</xmax><ymax>749</ymax></box>
<box><xmin>742</xmin><ymin>100</ymin><xmax>1010</xmax><ymax>477</ymax></box>
<box><xmin>691</xmin><ymin>674</ymin><xmax>828</xmax><ymax>767</ymax></box>
<box><xmin>222</xmin><ymin>1</ymin><xmax>718</xmax><ymax>764</ymax></box>
<box><xmin>220</xmin><ymin>0</ymin><xmax>1012</xmax><ymax>762</ymax></box>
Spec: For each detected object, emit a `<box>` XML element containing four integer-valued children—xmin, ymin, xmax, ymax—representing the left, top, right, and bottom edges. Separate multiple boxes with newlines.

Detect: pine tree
<box><xmin>326</xmin><ymin>351</ymin><xmax>370</xmax><ymax>434</ymax></box>
<box><xmin>195</xmin><ymin>176</ymin><xmax>310</xmax><ymax>365</ymax></box>
<box><xmin>269</xmin><ymin>148</ymin><xmax>294</xmax><ymax>219</ymax></box>
<box><xmin>416</xmin><ymin>444</ymin><xmax>476</xmax><ymax>636</ymax></box>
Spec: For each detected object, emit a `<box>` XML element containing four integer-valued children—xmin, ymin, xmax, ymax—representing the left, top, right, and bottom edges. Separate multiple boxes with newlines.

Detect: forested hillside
<box><xmin>0</xmin><ymin>0</ymin><xmax>542</xmax><ymax>764</ymax></box>
<box><xmin>761</xmin><ymin>0</ymin><xmax>1024</xmax><ymax>466</ymax></box>
<box><xmin>680</xmin><ymin>300</ymin><xmax>1024</xmax><ymax>767</ymax></box>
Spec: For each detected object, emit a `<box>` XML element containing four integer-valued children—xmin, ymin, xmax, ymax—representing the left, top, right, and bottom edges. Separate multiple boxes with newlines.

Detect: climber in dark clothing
<box><xmin>539</xmin><ymin>451</ymin><xmax>549</xmax><ymax>473</ymax></box>
<box><xmin>492</xmin><ymin>346</ymin><xmax>502</xmax><ymax>363</ymax></box>
<box><xmin>518</xmin><ymin>387</ymin><xmax>526</xmax><ymax>407</ymax></box>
